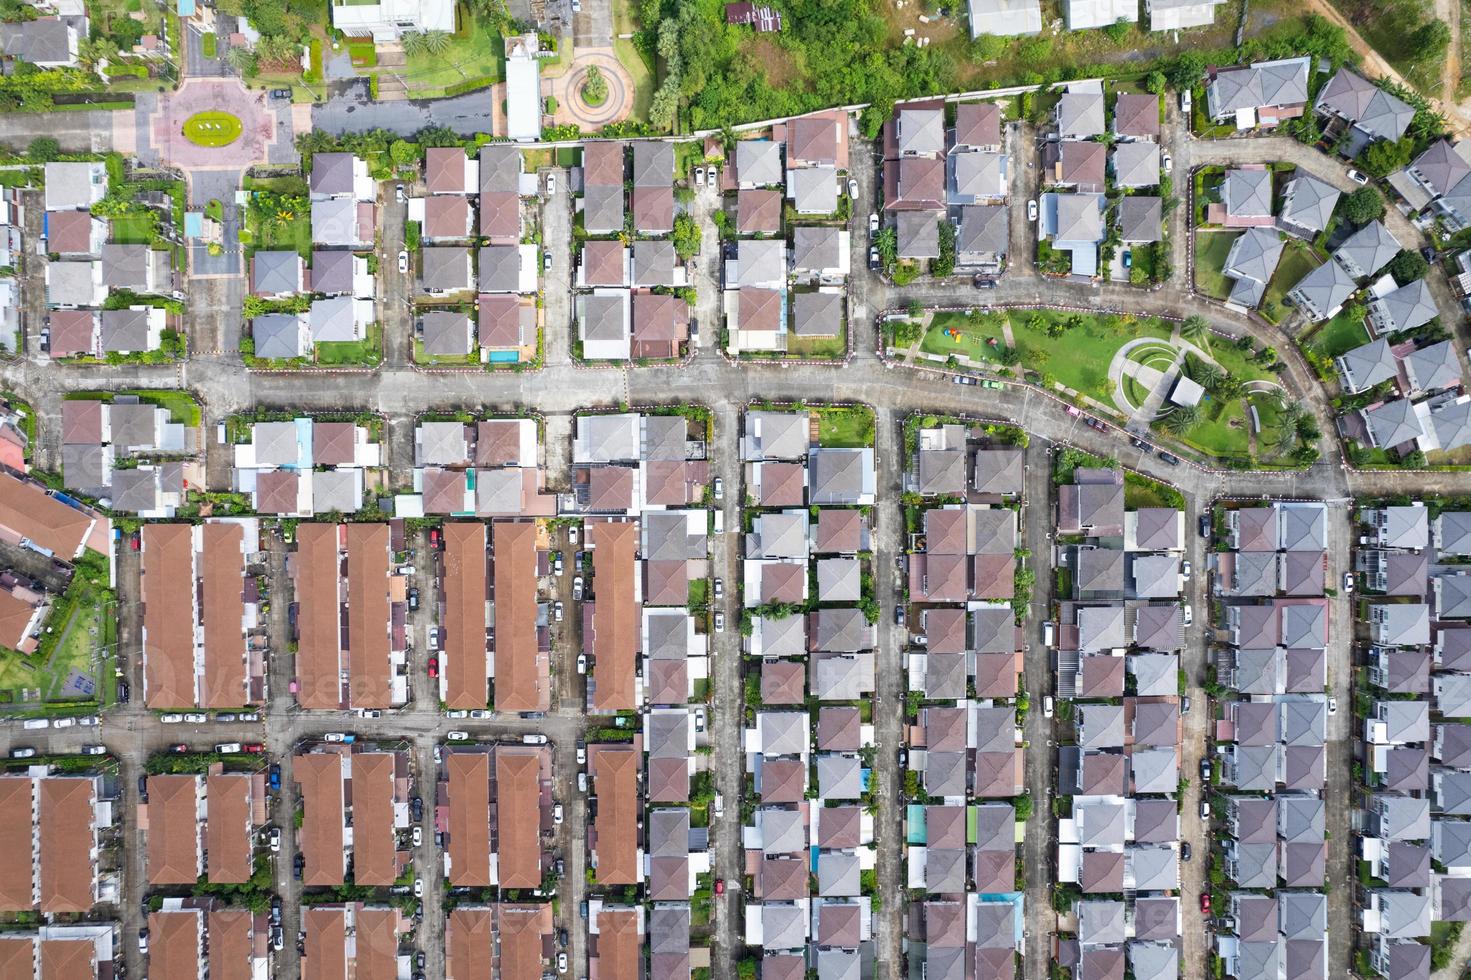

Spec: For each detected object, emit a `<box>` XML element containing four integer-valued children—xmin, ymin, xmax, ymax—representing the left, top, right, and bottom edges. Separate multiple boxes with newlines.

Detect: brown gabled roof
<box><xmin>0</xmin><ymin>777</ymin><xmax>33</xmax><ymax>910</ymax></box>
<box><xmin>762</xmin><ymin>954</ymin><xmax>806</xmax><ymax>980</ymax></box>
<box><xmin>789</xmin><ymin>114</ymin><xmax>839</xmax><ymax>165</ymax></box>
<box><xmin>142</xmin><ymin>523</ymin><xmax>195</xmax><ymax>709</ymax></box>
<box><xmin>0</xmin><ymin>467</ymin><xmax>98</xmax><ymax>553</ymax></box>
<box><xmin>972</xmin><ymin>554</ymin><xmax>1015</xmax><ymax>600</ymax></box>
<box><xmin>955</xmin><ymin>101</ymin><xmax>1001</xmax><ymax>147</ymax></box>
<box><xmin>480</xmin><ymin>190</ymin><xmax>519</xmax><ymax>240</ymax></box>
<box><xmin>346</xmin><ymin>523</ymin><xmax>392</xmax><ymax>708</ymax></box>
<box><xmin>303</xmin><ymin>907</ymin><xmax>347</xmax><ymax>980</ymax></box>
<box><xmin>295</xmin><ymin>752</ymin><xmax>346</xmax><ymax>886</ymax></box>
<box><xmin>61</xmin><ymin>399</ymin><xmax>104</xmax><ymax>445</ymax></box>
<box><xmin>447</xmin><ymin>752</ymin><xmax>492</xmax><ymax>887</ymax></box>
<box><xmin>817</xmin><ymin>804</ymin><xmax>862</xmax><ymax>849</ymax></box>
<box><xmin>478</xmin><ymin>293</ymin><xmax>532</xmax><ymax>349</ymax></box>
<box><xmin>202</xmin><ymin>522</ymin><xmax>249</xmax><ymax>709</ymax></box>
<box><xmin>444</xmin><ymin>522</ymin><xmax>489</xmax><ymax>710</ymax></box>
<box><xmin>447</xmin><ymin>907</ymin><xmax>493</xmax><ymax>980</ymax></box>
<box><xmin>0</xmin><ymin>938</ymin><xmax>31</xmax><ymax>977</ymax></box>
<box><xmin>206</xmin><ymin>772</ymin><xmax>253</xmax><ymax>883</ymax></box>
<box><xmin>814</xmin><ymin>509</ymin><xmax>863</xmax><ymax>553</ymax></box>
<box><xmin>352</xmin><ymin>753</ymin><xmax>399</xmax><ymax>886</ymax></box>
<box><xmin>496</xmin><ymin>748</ymin><xmax>543</xmax><ymax>889</ymax></box>
<box><xmin>761</xmin><ymin>659</ymin><xmax>807</xmax><ymax>705</ymax></box>
<box><xmin>476</xmin><ymin>419</ymin><xmax>525</xmax><ymax>466</ymax></box>
<box><xmin>149</xmin><ymin>909</ymin><xmax>202</xmax><ymax>980</ymax></box>
<box><xmin>294</xmin><ymin>523</ymin><xmax>343</xmax><ymax>710</ymax></box>
<box><xmin>254</xmin><ymin>469</ymin><xmax>299</xmax><ymax>515</ymax></box>
<box><xmin>974</xmin><ymin>652</ymin><xmax>1020</xmax><ymax>698</ymax></box>
<box><xmin>583</xmin><ymin>141</ymin><xmax>625</xmax><ymax>186</ymax></box>
<box><xmin>355</xmin><ymin>907</ymin><xmax>402</xmax><ymax>980</ymax></box>
<box><xmin>759</xmin><ymin>856</ymin><xmax>808</xmax><ymax>899</ymax></box>
<box><xmin>1113</xmin><ymin>93</ymin><xmax>1161</xmax><ymax>138</ymax></box>
<box><xmin>47</xmin><ymin>210</ymin><xmax>95</xmax><ymax>254</ymax></box>
<box><xmin>647</xmin><ymin>756</ymin><xmax>689</xmax><ymax>803</ymax></box>
<box><xmin>208</xmin><ymin>908</ymin><xmax>256</xmax><ymax>980</ymax></box>
<box><xmin>39</xmin><ymin>777</ymin><xmax>95</xmax><ymax>914</ymax></box>
<box><xmin>587</xmin><ymin>465</ymin><xmax>634</xmax><ymax>511</ymax></box>
<box><xmin>589</xmin><ymin>521</ymin><xmax>638</xmax><ymax>711</ymax></box>
<box><xmin>313</xmin><ymin>421</ymin><xmax>359</xmax><ymax>466</ymax></box>
<box><xmin>493</xmin><ymin>521</ymin><xmax>546</xmax><ymax>712</ymax></box>
<box><xmin>923</xmin><ymin>607</ymin><xmax>968</xmax><ymax>654</ymax></box>
<box><xmin>595</xmin><ymin>908</ymin><xmax>641</xmax><ymax>979</ymax></box>
<box><xmin>760</xmin><ymin>562</ymin><xmax>806</xmax><ymax>603</ymax></box>
<box><xmin>40</xmin><ymin>940</ymin><xmax>94</xmax><ymax>979</ymax></box>
<box><xmin>738</xmin><ymin>189</ymin><xmax>782</xmax><ymax>234</ymax></box>
<box><xmin>643</xmin><ymin>559</ymin><xmax>688</xmax><ymax>606</ymax></box>
<box><xmin>755</xmin><ymin>461</ymin><xmax>805</xmax><ymax>506</ymax></box>
<box><xmin>592</xmin><ymin>744</ymin><xmax>640</xmax><ymax>884</ymax></box>
<box><xmin>759</xmin><ymin>757</ymin><xmax>806</xmax><ymax>802</ymax></box>
<box><xmin>147</xmin><ymin>774</ymin><xmax>201</xmax><ymax>884</ymax></box>
<box><xmin>582</xmin><ymin>240</ymin><xmax>626</xmax><ymax>286</ymax></box>
<box><xmin>739</xmin><ymin>287</ymin><xmax>782</xmax><ymax>333</ymax></box>
<box><xmin>817</xmin><ymin>706</ymin><xmax>861</xmax><ymax>751</ymax></box>
<box><xmin>633</xmin><ymin>186</ymin><xmax>673</xmax><ymax>232</ymax></box>
<box><xmin>426</xmin><ymin>147</ymin><xmax>469</xmax><ymax>193</ymax></box>
<box><xmin>425</xmin><ymin>195</ymin><xmax>473</xmax><ymax>240</ymax></box>
<box><xmin>498</xmin><ymin>905</ymin><xmax>551</xmax><ymax>980</ymax></box>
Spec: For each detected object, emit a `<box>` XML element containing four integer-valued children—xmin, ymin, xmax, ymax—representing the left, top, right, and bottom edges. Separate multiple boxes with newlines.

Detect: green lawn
<box><xmin>613</xmin><ymin>37</ymin><xmax>654</xmax><ymax>122</ymax></box>
<box><xmin>1333</xmin><ymin>0</ymin><xmax>1445</xmax><ymax>95</ymax></box>
<box><xmin>1260</xmin><ymin>243</ymin><xmax>1321</xmax><ymax>324</ymax></box>
<box><xmin>244</xmin><ymin>194</ymin><xmax>311</xmax><ymax>260</ymax></box>
<box><xmin>134</xmin><ymin>390</ymin><xmax>201</xmax><ymax>427</ymax></box>
<box><xmin>1123</xmin><ymin>373</ymin><xmax>1151</xmax><ymax>410</ymax></box>
<box><xmin>110</xmin><ymin>212</ymin><xmax>158</xmax><ymax>245</ymax></box>
<box><xmin>400</xmin><ymin>14</ymin><xmax>505</xmax><ymax>97</ymax></box>
<box><xmin>413</xmin><ymin>339</ymin><xmax>477</xmax><ymax>366</ymax></box>
<box><xmin>182</xmin><ymin>110</ymin><xmax>243</xmax><ymax>148</ymax></box>
<box><xmin>787</xmin><ymin>328</ymin><xmax>847</xmax><ymax>360</ymax></box>
<box><xmin>1305</xmin><ymin>308</ymin><xmax>1370</xmax><ymax>357</ymax></box>
<box><xmin>815</xmin><ymin>406</ymin><xmax>875</xmax><ymax>448</ymax></box>
<box><xmin>0</xmin><ymin>587</ymin><xmax>112</xmax><ymax>708</ymax></box>
<box><xmin>1178</xmin><ymin>396</ymin><xmax>1253</xmax><ymax>461</ymax></box>
<box><xmin>1193</xmin><ymin>231</ymin><xmax>1239</xmax><ymax>300</ymax></box>
<box><xmin>919</xmin><ymin>311</ymin><xmax>1007</xmax><ymax>361</ymax></box>
<box><xmin>316</xmin><ymin>322</ymin><xmax>382</xmax><ymax>366</ymax></box>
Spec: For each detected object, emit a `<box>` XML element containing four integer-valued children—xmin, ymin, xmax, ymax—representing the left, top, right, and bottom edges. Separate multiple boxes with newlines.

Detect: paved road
<box><xmin>311</xmin><ymin>83</ymin><xmax>497</xmax><ymax>138</ymax></box>
<box><xmin>1020</xmin><ymin>438</ymin><xmax>1055</xmax><ymax>980</ymax></box>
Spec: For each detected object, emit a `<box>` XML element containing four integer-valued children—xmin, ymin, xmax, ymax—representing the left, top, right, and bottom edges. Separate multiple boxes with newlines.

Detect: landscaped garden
<box><xmin>0</xmin><ymin>553</ymin><xmax>115</xmax><ymax>712</ymax></box>
<box><xmin>1258</xmin><ymin>240</ymin><xmax>1321</xmax><ymax>324</ymax></box>
<box><xmin>396</xmin><ymin>12</ymin><xmax>505</xmax><ymax>99</ymax></box>
<box><xmin>1193</xmin><ymin>230</ymin><xmax>1239</xmax><ymax>300</ymax></box>
<box><xmin>182</xmin><ymin>110</ymin><xmax>243</xmax><ymax>148</ymax></box>
<box><xmin>240</xmin><ymin>175</ymin><xmax>310</xmax><ymax>259</ymax></box>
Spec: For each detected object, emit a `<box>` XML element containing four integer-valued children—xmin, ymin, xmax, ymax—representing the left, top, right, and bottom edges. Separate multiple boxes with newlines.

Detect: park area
<box><xmin>182</xmin><ymin>110</ymin><xmax>243</xmax><ymax>147</ymax></box>
<box><xmin>0</xmin><ymin>556</ymin><xmax>116</xmax><ymax>713</ymax></box>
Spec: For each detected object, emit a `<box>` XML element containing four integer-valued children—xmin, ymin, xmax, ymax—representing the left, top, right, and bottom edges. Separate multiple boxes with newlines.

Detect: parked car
<box><xmin>553</xmin><ymin>803</ymin><xmax>564</xmax><ymax>825</ymax></box>
<box><xmin>270</xmin><ymin>88</ymin><xmax>292</xmax><ymax>99</ymax></box>
<box><xmin>446</xmin><ymin>730</ymin><xmax>470</xmax><ymax>741</ymax></box>
<box><xmin>1347</xmin><ymin>168</ymin><xmax>1369</xmax><ymax>185</ymax></box>
<box><xmin>184</xmin><ymin>712</ymin><xmax>207</xmax><ymax>723</ymax></box>
<box><xmin>1181</xmin><ymin>696</ymin><xmax>1191</xmax><ymax>714</ymax></box>
<box><xmin>576</xmin><ymin>654</ymin><xmax>587</xmax><ymax>675</ymax></box>
<box><xmin>1200</xmin><ymin>800</ymin><xmax>1210</xmax><ymax>820</ymax></box>
<box><xmin>170</xmin><ymin>743</ymin><xmax>190</xmax><ymax>753</ymax></box>
<box><xmin>1200</xmin><ymin>515</ymin><xmax>1211</xmax><ymax>538</ymax></box>
<box><xmin>847</xmin><ymin>177</ymin><xmax>858</xmax><ymax>197</ymax></box>
<box><xmin>576</xmin><ymin>742</ymin><xmax>587</xmax><ymax>765</ymax></box>
<box><xmin>411</xmin><ymin>796</ymin><xmax>423</xmax><ymax>821</ymax></box>
<box><xmin>572</xmin><ymin>576</ymin><xmax>584</xmax><ymax>600</ymax></box>
<box><xmin>558</xmin><ymin>952</ymin><xmax>569</xmax><ymax>974</ymax></box>
<box><xmin>543</xmin><ymin>252</ymin><xmax>552</xmax><ymax>271</ymax></box>
<box><xmin>694</xmin><ymin>707</ymin><xmax>707</xmax><ymax>732</ymax></box>
<box><xmin>553</xmin><ymin>601</ymin><xmax>564</xmax><ymax>623</ymax></box>
<box><xmin>868</xmin><ymin>212</ymin><xmax>879</xmax><ymax>234</ymax></box>
<box><xmin>1181</xmin><ymin>841</ymin><xmax>1191</xmax><ymax>861</ymax></box>
<box><xmin>293</xmin><ymin>853</ymin><xmax>304</xmax><ymax>879</ymax></box>
<box><xmin>1328</xmin><ymin>697</ymin><xmax>1338</xmax><ymax>715</ymax></box>
<box><xmin>1158</xmin><ymin>451</ymin><xmax>1181</xmax><ymax>466</ymax></box>
<box><xmin>52</xmin><ymin>717</ymin><xmax>74</xmax><ymax>729</ymax></box>
<box><xmin>693</xmin><ymin>166</ymin><xmax>705</xmax><ymax>185</ymax></box>
<box><xmin>546</xmin><ymin>173</ymin><xmax>557</xmax><ymax>195</ymax></box>
<box><xmin>714</xmin><ymin>611</ymin><xmax>725</xmax><ymax>632</ymax></box>
<box><xmin>138</xmin><ymin>930</ymin><xmax>149</xmax><ymax>955</ymax></box>
<box><xmin>1183</xmin><ymin>604</ymin><xmax>1193</xmax><ymax>627</ymax></box>
<box><xmin>269</xmin><ymin>764</ymin><xmax>281</xmax><ymax>791</ymax></box>
<box><xmin>398</xmin><ymin>251</ymin><xmax>408</xmax><ymax>274</ymax></box>
<box><xmin>1200</xmin><ymin>758</ymin><xmax>1211</xmax><ymax>781</ymax></box>
<box><xmin>82</xmin><ymin>744</ymin><xmax>106</xmax><ymax>755</ymax></box>
<box><xmin>412</xmin><ymin>826</ymin><xmax>422</xmax><ymax>847</ymax></box>
<box><xmin>1200</xmin><ymin>893</ymin><xmax>1212</xmax><ymax>914</ymax></box>
<box><xmin>470</xmin><ymin>709</ymin><xmax>490</xmax><ymax>719</ymax></box>
<box><xmin>269</xmin><ymin>827</ymin><xmax>281</xmax><ymax>852</ymax></box>
<box><xmin>577</xmin><ymin>771</ymin><xmax>588</xmax><ymax>792</ymax></box>
<box><xmin>1162</xmin><ymin>152</ymin><xmax>1172</xmax><ymax>174</ymax></box>
<box><xmin>446</xmin><ymin>709</ymin><xmax>467</xmax><ymax>719</ymax></box>
<box><xmin>9</xmin><ymin>747</ymin><xmax>34</xmax><ymax>759</ymax></box>
<box><xmin>869</xmin><ymin>246</ymin><xmax>880</xmax><ymax>269</ymax></box>
<box><xmin>1181</xmin><ymin>560</ymin><xmax>1192</xmax><ymax>580</ymax></box>
<box><xmin>1027</xmin><ymin>199</ymin><xmax>1038</xmax><ymax>222</ymax></box>
<box><xmin>706</xmin><ymin>168</ymin><xmax>717</xmax><ymax>188</ymax></box>
<box><xmin>894</xmin><ymin>605</ymin><xmax>905</xmax><ymax>626</ymax></box>
<box><xmin>714</xmin><ymin>879</ymin><xmax>726</xmax><ymax>895</ymax></box>
<box><xmin>713</xmin><ymin>477</ymin><xmax>724</xmax><ymax>500</ymax></box>
<box><xmin>713</xmin><ymin>578</ymin><xmax>723</xmax><ymax>600</ymax></box>
<box><xmin>522</xmin><ymin>733</ymin><xmax>548</xmax><ymax>745</ymax></box>
<box><xmin>427</xmin><ymin>657</ymin><xmax>439</xmax><ymax>678</ymax></box>
<box><xmin>1043</xmin><ymin>696</ymin><xmax>1054</xmax><ymax>719</ymax></box>
<box><xmin>1343</xmin><ymin>572</ymin><xmax>1354</xmax><ymax>593</ymax></box>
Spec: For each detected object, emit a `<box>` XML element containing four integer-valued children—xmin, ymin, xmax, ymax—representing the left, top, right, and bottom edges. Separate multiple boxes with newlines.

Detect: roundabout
<box><xmin>550</xmin><ymin>51</ymin><xmax>634</xmax><ymax>129</ymax></box>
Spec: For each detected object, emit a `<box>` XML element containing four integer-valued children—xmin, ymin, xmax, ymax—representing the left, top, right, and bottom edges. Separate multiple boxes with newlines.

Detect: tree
<box><xmin>1144</xmin><ymin>71</ymin><xmax>1166</xmax><ymax>95</ymax></box>
<box><xmin>1387</xmin><ymin>249</ymin><xmax>1429</xmax><ymax>286</ymax></box>
<box><xmin>388</xmin><ymin>140</ymin><xmax>420</xmax><ymax>168</ymax></box>
<box><xmin>671</xmin><ymin>212</ymin><xmax>701</xmax><ymax>260</ymax></box>
<box><xmin>1013</xmin><ymin>793</ymin><xmax>1034</xmax><ymax>821</ymax></box>
<box><xmin>1166</xmin><ymin>51</ymin><xmax>1206</xmax><ymax>91</ymax></box>
<box><xmin>400</xmin><ymin>31</ymin><xmax>427</xmax><ymax>57</ymax></box>
<box><xmin>582</xmin><ymin>65</ymin><xmax>608</xmax><ymax>105</ymax></box>
<box><xmin>422</xmin><ymin>30</ymin><xmax>451</xmax><ymax>55</ymax></box>
<box><xmin>1161</xmin><ymin>405</ymin><xmax>1198</xmax><ymax>433</ymax></box>
<box><xmin>1340</xmin><ymin>185</ymin><xmax>1384</xmax><ymax>225</ymax></box>
<box><xmin>649</xmin><ymin>86</ymin><xmax>678</xmax><ymax>132</ymax></box>
<box><xmin>1102</xmin><ymin>17</ymin><xmax>1131</xmax><ymax>42</ymax></box>
<box><xmin>1411</xmin><ymin>19</ymin><xmax>1452</xmax><ymax>62</ymax></box>
<box><xmin>1180</xmin><ymin>314</ymin><xmax>1210</xmax><ymax>348</ymax></box>
<box><xmin>26</xmin><ymin>136</ymin><xmax>58</xmax><ymax>162</ymax></box>
<box><xmin>226</xmin><ymin>44</ymin><xmax>258</xmax><ymax>76</ymax></box>
<box><xmin>931</xmin><ymin>220</ymin><xmax>956</xmax><ymax>278</ymax></box>
<box><xmin>971</xmin><ymin>33</ymin><xmax>1006</xmax><ymax>62</ymax></box>
<box><xmin>1359</xmin><ymin>138</ymin><xmax>1413</xmax><ymax>178</ymax></box>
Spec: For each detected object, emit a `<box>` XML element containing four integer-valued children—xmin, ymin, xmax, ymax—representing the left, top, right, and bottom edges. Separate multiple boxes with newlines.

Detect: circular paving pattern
<box><xmin>564</xmin><ymin>60</ymin><xmax>628</xmax><ymax>127</ymax></box>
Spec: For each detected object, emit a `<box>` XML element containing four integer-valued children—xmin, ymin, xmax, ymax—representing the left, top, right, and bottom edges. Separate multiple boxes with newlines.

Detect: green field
<box><xmin>1305</xmin><ymin>308</ymin><xmax>1370</xmax><ymax>357</ymax></box>
<box><xmin>1260</xmin><ymin>244</ymin><xmax>1321</xmax><ymax>324</ymax></box>
<box><xmin>786</xmin><ymin>327</ymin><xmax>847</xmax><ymax>360</ymax></box>
<box><xmin>922</xmin><ymin>310</ymin><xmax>1173</xmax><ymax>406</ymax></box>
<box><xmin>316</xmin><ymin>322</ymin><xmax>383</xmax><ymax>366</ymax></box>
<box><xmin>0</xmin><ymin>574</ymin><xmax>114</xmax><ymax>710</ymax></box>
<box><xmin>815</xmin><ymin>406</ymin><xmax>875</xmax><ymax>448</ymax></box>
<box><xmin>110</xmin><ymin>212</ymin><xmax>159</xmax><ymax>245</ymax></box>
<box><xmin>399</xmin><ymin>13</ymin><xmax>505</xmax><ymax>97</ymax></box>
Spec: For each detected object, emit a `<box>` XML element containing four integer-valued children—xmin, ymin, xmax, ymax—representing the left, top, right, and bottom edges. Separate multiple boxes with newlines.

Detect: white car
<box><xmin>1347</xmin><ymin>168</ymin><xmax>1369</xmax><ymax>185</ymax></box>
<box><xmin>694</xmin><ymin>166</ymin><xmax>705</xmax><ymax>185</ymax></box>
<box><xmin>706</xmin><ymin>167</ymin><xmax>717</xmax><ymax>188</ymax></box>
<box><xmin>412</xmin><ymin>826</ymin><xmax>423</xmax><ymax>847</ymax></box>
<box><xmin>427</xmin><ymin>628</ymin><xmax>440</xmax><ymax>651</ymax></box>
<box><xmin>469</xmin><ymin>709</ymin><xmax>491</xmax><ymax>719</ymax></box>
<box><xmin>82</xmin><ymin>744</ymin><xmax>106</xmax><ymax>755</ymax></box>
<box><xmin>546</xmin><ymin>172</ymin><xmax>557</xmax><ymax>195</ymax></box>
<box><xmin>215</xmin><ymin>742</ymin><xmax>242</xmax><ymax>754</ymax></box>
<box><xmin>446</xmin><ymin>709</ymin><xmax>469</xmax><ymax>719</ymax></box>
<box><xmin>323</xmin><ymin>732</ymin><xmax>348</xmax><ymax>743</ymax></box>
<box><xmin>1181</xmin><ymin>560</ymin><xmax>1192</xmax><ymax>580</ymax></box>
<box><xmin>847</xmin><ymin>177</ymin><xmax>858</xmax><ymax>197</ymax></box>
<box><xmin>1161</xmin><ymin>151</ymin><xmax>1172</xmax><ymax>175</ymax></box>
<box><xmin>553</xmin><ymin>601</ymin><xmax>564</xmax><ymax>623</ymax></box>
<box><xmin>1328</xmin><ymin>697</ymin><xmax>1338</xmax><ymax>715</ymax></box>
<box><xmin>568</xmin><ymin>525</ymin><xmax>579</xmax><ymax>546</ymax></box>
<box><xmin>1043</xmin><ymin>696</ymin><xmax>1054</xmax><ymax>719</ymax></box>
<box><xmin>413</xmin><ymin>878</ymin><xmax>423</xmax><ymax>897</ymax></box>
<box><xmin>1182</xmin><ymin>604</ymin><xmax>1194</xmax><ymax>627</ymax></box>
<box><xmin>160</xmin><ymin>714</ymin><xmax>183</xmax><ymax>725</ymax></box>
<box><xmin>1027</xmin><ymin>199</ymin><xmax>1038</xmax><ymax>222</ymax></box>
<box><xmin>576</xmin><ymin>744</ymin><xmax>587</xmax><ymax>765</ymax></box>
<box><xmin>1343</xmin><ymin>572</ymin><xmax>1354</xmax><ymax>593</ymax></box>
<box><xmin>577</xmin><ymin>771</ymin><xmax>588</xmax><ymax>792</ymax></box>
<box><xmin>694</xmin><ymin>707</ymin><xmax>707</xmax><ymax>732</ymax></box>
<box><xmin>10</xmin><ymin>747</ymin><xmax>35</xmax><ymax>759</ymax></box>
<box><xmin>397</xmin><ymin>250</ymin><xmax>408</xmax><ymax>274</ymax></box>
<box><xmin>713</xmin><ymin>478</ymin><xmax>723</xmax><ymax>500</ymax></box>
<box><xmin>714</xmin><ymin>611</ymin><xmax>725</xmax><ymax>632</ymax></box>
<box><xmin>577</xmin><ymin>654</ymin><xmax>587</xmax><ymax>675</ymax></box>
<box><xmin>269</xmin><ymin>828</ymin><xmax>282</xmax><ymax>852</ymax></box>
<box><xmin>868</xmin><ymin>212</ymin><xmax>879</xmax><ymax>234</ymax></box>
<box><xmin>52</xmin><ymin>717</ymin><xmax>74</xmax><ymax>729</ymax></box>
<box><xmin>446</xmin><ymin>730</ymin><xmax>470</xmax><ymax>741</ymax></box>
<box><xmin>522</xmin><ymin>733</ymin><xmax>548</xmax><ymax>745</ymax></box>
<box><xmin>713</xmin><ymin>578</ymin><xmax>723</xmax><ymax>600</ymax></box>
<box><xmin>77</xmin><ymin>715</ymin><xmax>98</xmax><ymax>726</ymax></box>
<box><xmin>558</xmin><ymin>951</ymin><xmax>569</xmax><ymax>974</ymax></box>
<box><xmin>573</xmin><ymin>575</ymin><xmax>584</xmax><ymax>600</ymax></box>
<box><xmin>553</xmin><ymin>803</ymin><xmax>565</xmax><ymax>825</ymax></box>
<box><xmin>184</xmin><ymin>713</ymin><xmax>207</xmax><ymax>723</ymax></box>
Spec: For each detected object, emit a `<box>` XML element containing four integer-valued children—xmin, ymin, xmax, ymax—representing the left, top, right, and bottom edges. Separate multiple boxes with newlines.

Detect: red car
<box><xmin>427</xmin><ymin>657</ymin><xmax>439</xmax><ymax>679</ymax></box>
<box><xmin>430</xmin><ymin>529</ymin><xmax>440</xmax><ymax>549</ymax></box>
<box><xmin>130</xmin><ymin>534</ymin><xmax>140</xmax><ymax>552</ymax></box>
<box><xmin>242</xmin><ymin>743</ymin><xmax>264</xmax><ymax>753</ymax></box>
<box><xmin>714</xmin><ymin>880</ymin><xmax>725</xmax><ymax>896</ymax></box>
<box><xmin>171</xmin><ymin>743</ymin><xmax>189</xmax><ymax>753</ymax></box>
<box><xmin>1200</xmin><ymin>893</ymin><xmax>1212</xmax><ymax>914</ymax></box>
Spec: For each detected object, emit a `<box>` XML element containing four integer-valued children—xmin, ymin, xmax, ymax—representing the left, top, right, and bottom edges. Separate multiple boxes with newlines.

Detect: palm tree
<box><xmin>1180</xmin><ymin>314</ymin><xmax>1210</xmax><ymax>349</ymax></box>
<box><xmin>1161</xmin><ymin>406</ymin><xmax>1198</xmax><ymax>434</ymax></box>
<box><xmin>401</xmin><ymin>31</ymin><xmax>427</xmax><ymax>57</ymax></box>
<box><xmin>226</xmin><ymin>44</ymin><xmax>257</xmax><ymax>75</ymax></box>
<box><xmin>422</xmin><ymin>30</ymin><xmax>452</xmax><ymax>55</ymax></box>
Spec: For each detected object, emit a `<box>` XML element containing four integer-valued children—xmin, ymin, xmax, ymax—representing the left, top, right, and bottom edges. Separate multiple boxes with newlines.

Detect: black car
<box><xmin>1200</xmin><ymin>758</ymin><xmax>1211</xmax><ymax>781</ymax></box>
<box><xmin>270</xmin><ymin>88</ymin><xmax>292</xmax><ymax>99</ymax></box>
<box><xmin>137</xmin><ymin>775</ymin><xmax>149</xmax><ymax>802</ymax></box>
<box><xmin>559</xmin><ymin>929</ymin><xmax>569</xmax><ymax>948</ymax></box>
<box><xmin>1199</xmin><ymin>515</ymin><xmax>1211</xmax><ymax>538</ymax></box>
<box><xmin>1181</xmin><ymin>841</ymin><xmax>1192</xmax><ymax>861</ymax></box>
<box><xmin>408</xmin><ymin>589</ymin><xmax>420</xmax><ymax>611</ymax></box>
<box><xmin>1130</xmin><ymin>438</ymin><xmax>1151</xmax><ymax>452</ymax></box>
<box><xmin>411</xmin><ymin>795</ymin><xmax>423</xmax><ymax>821</ymax></box>
<box><xmin>271</xmin><ymin>899</ymin><xmax>282</xmax><ymax>925</ymax></box>
<box><xmin>973</xmin><ymin>276</ymin><xmax>996</xmax><ymax>289</ymax></box>
<box><xmin>416</xmin><ymin>952</ymin><xmax>426</xmax><ymax>969</ymax></box>
<box><xmin>894</xmin><ymin>605</ymin><xmax>906</xmax><ymax>626</ymax></box>
<box><xmin>293</xmin><ymin>853</ymin><xmax>305</xmax><ymax>879</ymax></box>
<box><xmin>117</xmin><ymin>681</ymin><xmax>130</xmax><ymax>702</ymax></box>
<box><xmin>1158</xmin><ymin>451</ymin><xmax>1181</xmax><ymax>466</ymax></box>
